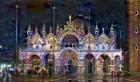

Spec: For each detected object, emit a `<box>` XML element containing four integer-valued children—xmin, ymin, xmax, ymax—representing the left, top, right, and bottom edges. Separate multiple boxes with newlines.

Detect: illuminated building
<box><xmin>19</xmin><ymin>15</ymin><xmax>122</xmax><ymax>75</ymax></box>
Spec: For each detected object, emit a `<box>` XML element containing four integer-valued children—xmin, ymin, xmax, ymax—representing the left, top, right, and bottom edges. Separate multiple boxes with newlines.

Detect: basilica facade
<box><xmin>19</xmin><ymin>15</ymin><xmax>122</xmax><ymax>75</ymax></box>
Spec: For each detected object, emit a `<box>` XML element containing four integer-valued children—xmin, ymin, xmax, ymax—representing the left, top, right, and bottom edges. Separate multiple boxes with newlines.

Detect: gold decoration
<box><xmin>45</xmin><ymin>33</ymin><xmax>57</xmax><ymax>44</ymax></box>
<box><xmin>64</xmin><ymin>15</ymin><xmax>75</xmax><ymax>31</ymax></box>
<box><xmin>98</xmin><ymin>33</ymin><xmax>110</xmax><ymax>44</ymax></box>
<box><xmin>84</xmin><ymin>33</ymin><xmax>95</xmax><ymax>43</ymax></box>
<box><xmin>31</xmin><ymin>27</ymin><xmax>43</xmax><ymax>44</ymax></box>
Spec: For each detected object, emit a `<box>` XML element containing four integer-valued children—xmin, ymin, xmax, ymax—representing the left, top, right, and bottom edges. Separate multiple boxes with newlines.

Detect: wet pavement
<box><xmin>10</xmin><ymin>75</ymin><xmax>135</xmax><ymax>82</ymax></box>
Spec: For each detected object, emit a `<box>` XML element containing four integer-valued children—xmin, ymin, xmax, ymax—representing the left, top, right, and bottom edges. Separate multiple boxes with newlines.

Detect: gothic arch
<box><xmin>27</xmin><ymin>52</ymin><xmax>42</xmax><ymax>59</ymax></box>
<box><xmin>59</xmin><ymin>48</ymin><xmax>79</xmax><ymax>75</ymax></box>
<box><xmin>59</xmin><ymin>32</ymin><xmax>81</xmax><ymax>44</ymax></box>
<box><xmin>59</xmin><ymin>47</ymin><xmax>79</xmax><ymax>59</ymax></box>
<box><xmin>29</xmin><ymin>55</ymin><xmax>40</xmax><ymax>60</ymax></box>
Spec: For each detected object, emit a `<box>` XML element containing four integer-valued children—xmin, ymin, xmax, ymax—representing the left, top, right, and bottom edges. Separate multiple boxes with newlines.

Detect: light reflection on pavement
<box><xmin>10</xmin><ymin>75</ymin><xmax>133</xmax><ymax>82</ymax></box>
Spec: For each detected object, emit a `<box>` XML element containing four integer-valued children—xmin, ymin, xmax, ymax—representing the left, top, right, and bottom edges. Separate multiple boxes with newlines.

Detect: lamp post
<box><xmin>119</xmin><ymin>29</ymin><xmax>122</xmax><ymax>49</ymax></box>
<box><xmin>52</xmin><ymin>6</ymin><xmax>56</xmax><ymax>75</ymax></box>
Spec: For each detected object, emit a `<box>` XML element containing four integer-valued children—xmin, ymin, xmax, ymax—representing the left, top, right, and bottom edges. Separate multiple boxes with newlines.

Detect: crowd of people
<box><xmin>1</xmin><ymin>66</ymin><xmax>55</xmax><ymax>82</ymax></box>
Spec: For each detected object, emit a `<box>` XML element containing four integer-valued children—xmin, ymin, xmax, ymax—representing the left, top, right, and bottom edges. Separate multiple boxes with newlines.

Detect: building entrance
<box><xmin>60</xmin><ymin>49</ymin><xmax>78</xmax><ymax>76</ymax></box>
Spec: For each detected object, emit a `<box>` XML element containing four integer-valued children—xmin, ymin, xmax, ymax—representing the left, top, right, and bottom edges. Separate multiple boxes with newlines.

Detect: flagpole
<box><xmin>120</xmin><ymin>29</ymin><xmax>121</xmax><ymax>49</ymax></box>
<box><xmin>88</xmin><ymin>8</ymin><xmax>91</xmax><ymax>54</ymax></box>
<box><xmin>52</xmin><ymin>6</ymin><xmax>56</xmax><ymax>67</ymax></box>
<box><xmin>16</xmin><ymin>4</ymin><xmax>19</xmax><ymax>68</ymax></box>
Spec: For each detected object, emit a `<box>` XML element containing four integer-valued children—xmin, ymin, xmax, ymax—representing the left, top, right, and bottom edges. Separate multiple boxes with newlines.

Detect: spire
<box><xmin>35</xmin><ymin>27</ymin><xmax>38</xmax><ymax>34</ymax></box>
<box><xmin>42</xmin><ymin>23</ymin><xmax>46</xmax><ymax>37</ymax></box>
<box><xmin>69</xmin><ymin>15</ymin><xmax>72</xmax><ymax>23</ymax></box>
<box><xmin>102</xmin><ymin>27</ymin><xmax>105</xmax><ymax>34</ymax></box>
<box><xmin>50</xmin><ymin>26</ymin><xmax>52</xmax><ymax>33</ymax></box>
<box><xmin>110</xmin><ymin>24</ymin><xmax>114</xmax><ymax>32</ymax></box>
<box><xmin>57</xmin><ymin>25</ymin><xmax>59</xmax><ymax>30</ymax></box>
<box><xmin>110</xmin><ymin>23</ymin><xmax>114</xmax><ymax>31</ymax></box>
<box><xmin>43</xmin><ymin>23</ymin><xmax>46</xmax><ymax>30</ymax></box>
<box><xmin>110</xmin><ymin>23</ymin><xmax>115</xmax><ymax>36</ymax></box>
<box><xmin>27</xmin><ymin>24</ymin><xmax>32</xmax><ymax>37</ymax></box>
<box><xmin>27</xmin><ymin>24</ymin><xmax>32</xmax><ymax>32</ymax></box>
<box><xmin>95</xmin><ymin>21</ymin><xmax>99</xmax><ymax>36</ymax></box>
<box><xmin>95</xmin><ymin>22</ymin><xmax>99</xmax><ymax>30</ymax></box>
<box><xmin>110</xmin><ymin>24</ymin><xmax>116</xmax><ymax>48</ymax></box>
<box><xmin>27</xmin><ymin>24</ymin><xmax>32</xmax><ymax>48</ymax></box>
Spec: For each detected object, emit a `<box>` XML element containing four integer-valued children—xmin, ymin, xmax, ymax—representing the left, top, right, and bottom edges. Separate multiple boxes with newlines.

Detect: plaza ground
<box><xmin>1</xmin><ymin>74</ymin><xmax>140</xmax><ymax>82</ymax></box>
<box><xmin>124</xmin><ymin>74</ymin><xmax>140</xmax><ymax>82</ymax></box>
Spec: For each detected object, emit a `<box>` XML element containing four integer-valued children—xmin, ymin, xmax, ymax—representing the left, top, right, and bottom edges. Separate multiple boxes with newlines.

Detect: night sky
<box><xmin>0</xmin><ymin>0</ymin><xmax>128</xmax><ymax>58</ymax></box>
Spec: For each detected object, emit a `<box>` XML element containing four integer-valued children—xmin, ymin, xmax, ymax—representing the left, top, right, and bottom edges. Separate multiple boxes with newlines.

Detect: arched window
<box><xmin>61</xmin><ymin>34</ymin><xmax>79</xmax><ymax>47</ymax></box>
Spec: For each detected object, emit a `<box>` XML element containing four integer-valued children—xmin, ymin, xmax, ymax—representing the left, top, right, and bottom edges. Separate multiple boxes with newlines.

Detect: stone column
<box><xmin>94</xmin><ymin>59</ymin><xmax>97</xmax><ymax>74</ymax></box>
<box><xmin>110</xmin><ymin>60</ymin><xmax>115</xmax><ymax>73</ymax></box>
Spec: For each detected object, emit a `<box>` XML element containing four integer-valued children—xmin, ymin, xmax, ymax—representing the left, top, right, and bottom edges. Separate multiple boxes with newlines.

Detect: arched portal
<box><xmin>101</xmin><ymin>54</ymin><xmax>111</xmax><ymax>74</ymax></box>
<box><xmin>60</xmin><ymin>49</ymin><xmax>78</xmax><ymax>76</ymax></box>
<box><xmin>29</xmin><ymin>55</ymin><xmax>40</xmax><ymax>70</ymax></box>
<box><xmin>61</xmin><ymin>34</ymin><xmax>79</xmax><ymax>47</ymax></box>
<box><xmin>85</xmin><ymin>53</ymin><xmax>96</xmax><ymax>74</ymax></box>
<box><xmin>97</xmin><ymin>54</ymin><xmax>111</xmax><ymax>74</ymax></box>
<box><xmin>44</xmin><ymin>53</ymin><xmax>54</xmax><ymax>76</ymax></box>
<box><xmin>115</xmin><ymin>55</ymin><xmax>121</xmax><ymax>71</ymax></box>
<box><xmin>44</xmin><ymin>53</ymin><xmax>54</xmax><ymax>67</ymax></box>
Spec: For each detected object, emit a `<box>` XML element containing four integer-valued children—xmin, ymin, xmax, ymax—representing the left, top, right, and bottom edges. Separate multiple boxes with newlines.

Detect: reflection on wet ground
<box><xmin>41</xmin><ymin>75</ymin><xmax>126</xmax><ymax>82</ymax></box>
<box><xmin>54</xmin><ymin>78</ymin><xmax>120</xmax><ymax>82</ymax></box>
<box><xmin>10</xmin><ymin>75</ymin><xmax>133</xmax><ymax>82</ymax></box>
<box><xmin>52</xmin><ymin>78</ymin><xmax>134</xmax><ymax>82</ymax></box>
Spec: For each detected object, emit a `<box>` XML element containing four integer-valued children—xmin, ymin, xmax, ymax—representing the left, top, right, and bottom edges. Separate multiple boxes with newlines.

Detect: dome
<box><xmin>73</xmin><ymin>18</ymin><xmax>88</xmax><ymax>29</ymax></box>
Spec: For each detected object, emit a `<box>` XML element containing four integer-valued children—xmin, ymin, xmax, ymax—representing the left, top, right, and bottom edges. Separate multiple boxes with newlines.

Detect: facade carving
<box><xmin>19</xmin><ymin>15</ymin><xmax>122</xmax><ymax>75</ymax></box>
